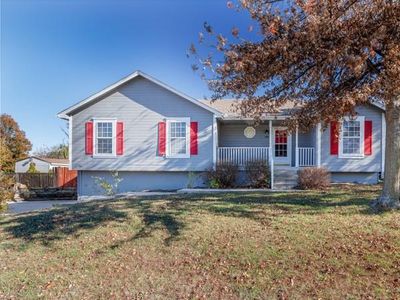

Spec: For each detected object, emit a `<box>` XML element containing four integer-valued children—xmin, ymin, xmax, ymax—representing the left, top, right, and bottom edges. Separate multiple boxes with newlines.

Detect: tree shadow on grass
<box><xmin>133</xmin><ymin>211</ymin><xmax>182</xmax><ymax>245</ymax></box>
<box><xmin>108</xmin><ymin>200</ymin><xmax>185</xmax><ymax>249</ymax></box>
<box><xmin>0</xmin><ymin>201</ymin><xmax>128</xmax><ymax>246</ymax></box>
<box><xmin>193</xmin><ymin>186</ymin><xmax>381</xmax><ymax>217</ymax></box>
<box><xmin>0</xmin><ymin>186</ymin><xmax>383</xmax><ymax>248</ymax></box>
<box><xmin>107</xmin><ymin>186</ymin><xmax>381</xmax><ymax>250</ymax></box>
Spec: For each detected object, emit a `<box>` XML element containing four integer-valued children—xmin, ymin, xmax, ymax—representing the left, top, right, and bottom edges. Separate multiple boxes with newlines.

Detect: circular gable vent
<box><xmin>244</xmin><ymin>126</ymin><xmax>256</xmax><ymax>139</ymax></box>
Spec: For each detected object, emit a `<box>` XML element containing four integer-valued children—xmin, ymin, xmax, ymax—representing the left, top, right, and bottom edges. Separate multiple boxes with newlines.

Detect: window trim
<box><xmin>339</xmin><ymin>116</ymin><xmax>365</xmax><ymax>158</ymax></box>
<box><xmin>93</xmin><ymin>118</ymin><xmax>117</xmax><ymax>158</ymax></box>
<box><xmin>165</xmin><ymin>117</ymin><xmax>191</xmax><ymax>158</ymax></box>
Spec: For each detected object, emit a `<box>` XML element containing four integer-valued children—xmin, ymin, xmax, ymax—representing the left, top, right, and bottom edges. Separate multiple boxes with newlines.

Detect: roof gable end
<box><xmin>57</xmin><ymin>70</ymin><xmax>221</xmax><ymax>119</ymax></box>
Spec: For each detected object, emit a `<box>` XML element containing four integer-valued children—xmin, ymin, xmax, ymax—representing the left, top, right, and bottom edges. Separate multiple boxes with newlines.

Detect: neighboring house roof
<box><xmin>201</xmin><ymin>99</ymin><xmax>385</xmax><ymax>119</ymax></box>
<box><xmin>39</xmin><ymin>158</ymin><xmax>69</xmax><ymax>165</ymax></box>
<box><xmin>57</xmin><ymin>70</ymin><xmax>222</xmax><ymax>119</ymax></box>
<box><xmin>16</xmin><ymin>156</ymin><xmax>69</xmax><ymax>166</ymax></box>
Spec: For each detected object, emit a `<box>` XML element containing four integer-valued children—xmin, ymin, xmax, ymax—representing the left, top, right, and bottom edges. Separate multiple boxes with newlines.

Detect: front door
<box><xmin>272</xmin><ymin>127</ymin><xmax>291</xmax><ymax>165</ymax></box>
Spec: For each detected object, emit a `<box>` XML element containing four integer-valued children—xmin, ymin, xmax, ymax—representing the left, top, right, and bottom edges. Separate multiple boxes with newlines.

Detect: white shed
<box><xmin>15</xmin><ymin>156</ymin><xmax>69</xmax><ymax>173</ymax></box>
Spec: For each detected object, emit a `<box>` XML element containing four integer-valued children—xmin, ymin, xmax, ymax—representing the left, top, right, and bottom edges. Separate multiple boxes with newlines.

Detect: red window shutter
<box><xmin>158</xmin><ymin>122</ymin><xmax>166</xmax><ymax>156</ymax></box>
<box><xmin>116</xmin><ymin>122</ymin><xmax>124</xmax><ymax>155</ymax></box>
<box><xmin>364</xmin><ymin>120</ymin><xmax>372</xmax><ymax>155</ymax></box>
<box><xmin>190</xmin><ymin>122</ymin><xmax>198</xmax><ymax>155</ymax></box>
<box><xmin>85</xmin><ymin>121</ymin><xmax>93</xmax><ymax>155</ymax></box>
<box><xmin>330</xmin><ymin>121</ymin><xmax>339</xmax><ymax>155</ymax></box>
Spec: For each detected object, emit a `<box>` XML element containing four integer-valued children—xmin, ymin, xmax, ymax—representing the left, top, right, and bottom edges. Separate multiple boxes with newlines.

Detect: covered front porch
<box><xmin>215</xmin><ymin>119</ymin><xmax>321</xmax><ymax>188</ymax></box>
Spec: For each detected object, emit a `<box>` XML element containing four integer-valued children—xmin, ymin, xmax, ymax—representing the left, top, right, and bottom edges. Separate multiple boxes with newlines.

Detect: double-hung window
<box><xmin>94</xmin><ymin>119</ymin><xmax>116</xmax><ymax>156</ymax></box>
<box><xmin>339</xmin><ymin>116</ymin><xmax>364</xmax><ymax>158</ymax></box>
<box><xmin>166</xmin><ymin>118</ymin><xmax>190</xmax><ymax>158</ymax></box>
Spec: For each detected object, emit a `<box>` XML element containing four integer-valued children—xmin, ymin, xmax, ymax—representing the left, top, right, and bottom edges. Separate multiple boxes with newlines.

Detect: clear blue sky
<box><xmin>1</xmin><ymin>0</ymin><xmax>254</xmax><ymax>151</ymax></box>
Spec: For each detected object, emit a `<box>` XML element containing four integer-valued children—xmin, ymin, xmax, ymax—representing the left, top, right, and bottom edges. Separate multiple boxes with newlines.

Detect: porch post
<box><xmin>269</xmin><ymin>120</ymin><xmax>274</xmax><ymax>189</ymax></box>
<box><xmin>269</xmin><ymin>120</ymin><xmax>272</xmax><ymax>151</ymax></box>
<box><xmin>295</xmin><ymin>126</ymin><xmax>299</xmax><ymax>167</ymax></box>
<box><xmin>212</xmin><ymin>116</ymin><xmax>218</xmax><ymax>170</ymax></box>
<box><xmin>316</xmin><ymin>122</ymin><xmax>322</xmax><ymax>167</ymax></box>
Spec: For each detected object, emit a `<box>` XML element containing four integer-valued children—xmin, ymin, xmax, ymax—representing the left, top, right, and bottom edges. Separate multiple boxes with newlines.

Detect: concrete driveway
<box><xmin>5</xmin><ymin>200</ymin><xmax>78</xmax><ymax>214</ymax></box>
<box><xmin>4</xmin><ymin>191</ymin><xmax>176</xmax><ymax>215</ymax></box>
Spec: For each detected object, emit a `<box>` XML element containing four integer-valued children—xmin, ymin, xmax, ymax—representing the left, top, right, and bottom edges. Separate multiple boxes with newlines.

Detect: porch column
<box><xmin>316</xmin><ymin>122</ymin><xmax>322</xmax><ymax>167</ymax></box>
<box><xmin>295</xmin><ymin>126</ymin><xmax>299</xmax><ymax>167</ymax></box>
<box><xmin>269</xmin><ymin>120</ymin><xmax>272</xmax><ymax>150</ymax></box>
<box><xmin>269</xmin><ymin>120</ymin><xmax>274</xmax><ymax>189</ymax></box>
<box><xmin>212</xmin><ymin>116</ymin><xmax>218</xmax><ymax>170</ymax></box>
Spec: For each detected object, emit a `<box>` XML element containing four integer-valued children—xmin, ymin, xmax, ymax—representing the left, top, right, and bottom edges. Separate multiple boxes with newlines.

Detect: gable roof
<box><xmin>40</xmin><ymin>157</ymin><xmax>69</xmax><ymax>165</ymax></box>
<box><xmin>57</xmin><ymin>70</ymin><xmax>221</xmax><ymax>119</ymax></box>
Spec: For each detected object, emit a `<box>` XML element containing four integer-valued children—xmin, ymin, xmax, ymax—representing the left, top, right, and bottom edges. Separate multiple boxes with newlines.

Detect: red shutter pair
<box><xmin>85</xmin><ymin>121</ymin><xmax>124</xmax><ymax>155</ymax></box>
<box><xmin>330</xmin><ymin>121</ymin><xmax>372</xmax><ymax>155</ymax></box>
<box><xmin>158</xmin><ymin>121</ymin><xmax>198</xmax><ymax>156</ymax></box>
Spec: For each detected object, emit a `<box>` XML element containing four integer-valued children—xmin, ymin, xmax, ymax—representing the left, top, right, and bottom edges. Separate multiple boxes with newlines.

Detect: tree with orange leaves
<box><xmin>190</xmin><ymin>0</ymin><xmax>399</xmax><ymax>209</ymax></box>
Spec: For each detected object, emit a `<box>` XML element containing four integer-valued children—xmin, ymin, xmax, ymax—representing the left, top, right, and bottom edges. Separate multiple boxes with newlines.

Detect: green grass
<box><xmin>0</xmin><ymin>185</ymin><xmax>399</xmax><ymax>299</ymax></box>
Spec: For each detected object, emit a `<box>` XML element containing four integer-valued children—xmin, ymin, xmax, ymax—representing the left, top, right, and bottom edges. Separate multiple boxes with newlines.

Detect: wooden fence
<box><xmin>15</xmin><ymin>167</ymin><xmax>77</xmax><ymax>189</ymax></box>
<box><xmin>55</xmin><ymin>167</ymin><xmax>77</xmax><ymax>188</ymax></box>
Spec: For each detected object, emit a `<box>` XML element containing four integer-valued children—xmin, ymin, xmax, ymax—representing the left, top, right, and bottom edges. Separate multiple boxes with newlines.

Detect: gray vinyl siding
<box><xmin>288</xmin><ymin>131</ymin><xmax>313</xmax><ymax>167</ymax></box>
<box><xmin>331</xmin><ymin>172</ymin><xmax>380</xmax><ymax>184</ymax></box>
<box><xmin>321</xmin><ymin>105</ymin><xmax>383</xmax><ymax>172</ymax></box>
<box><xmin>71</xmin><ymin>76</ymin><xmax>214</xmax><ymax>172</ymax></box>
<box><xmin>311</xmin><ymin>127</ymin><xmax>317</xmax><ymax>151</ymax></box>
<box><xmin>78</xmin><ymin>170</ymin><xmax>206</xmax><ymax>196</ymax></box>
<box><xmin>293</xmin><ymin>129</ymin><xmax>316</xmax><ymax>166</ymax></box>
<box><xmin>219</xmin><ymin>124</ymin><xmax>270</xmax><ymax>147</ymax></box>
<box><xmin>299</xmin><ymin>130</ymin><xmax>314</xmax><ymax>147</ymax></box>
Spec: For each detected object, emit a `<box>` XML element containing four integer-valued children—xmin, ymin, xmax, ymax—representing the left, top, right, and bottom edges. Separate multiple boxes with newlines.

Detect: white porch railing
<box><xmin>217</xmin><ymin>147</ymin><xmax>270</xmax><ymax>168</ymax></box>
<box><xmin>298</xmin><ymin>147</ymin><xmax>315</xmax><ymax>167</ymax></box>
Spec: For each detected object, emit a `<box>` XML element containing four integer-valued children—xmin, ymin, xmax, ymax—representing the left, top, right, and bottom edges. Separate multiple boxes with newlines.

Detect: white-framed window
<box><xmin>94</xmin><ymin>119</ymin><xmax>116</xmax><ymax>157</ymax></box>
<box><xmin>166</xmin><ymin>117</ymin><xmax>190</xmax><ymax>158</ymax></box>
<box><xmin>339</xmin><ymin>116</ymin><xmax>365</xmax><ymax>158</ymax></box>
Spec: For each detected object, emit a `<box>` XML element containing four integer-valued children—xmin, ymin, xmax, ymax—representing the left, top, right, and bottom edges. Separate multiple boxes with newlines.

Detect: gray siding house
<box><xmin>58</xmin><ymin>71</ymin><xmax>386</xmax><ymax>197</ymax></box>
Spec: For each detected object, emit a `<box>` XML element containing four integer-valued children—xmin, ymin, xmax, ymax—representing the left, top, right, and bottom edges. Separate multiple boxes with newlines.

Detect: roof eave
<box><xmin>57</xmin><ymin>113</ymin><xmax>69</xmax><ymax>120</ymax></box>
<box><xmin>219</xmin><ymin>114</ymin><xmax>291</xmax><ymax>121</ymax></box>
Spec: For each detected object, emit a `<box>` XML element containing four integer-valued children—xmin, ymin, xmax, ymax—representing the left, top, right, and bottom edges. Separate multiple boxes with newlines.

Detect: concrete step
<box><xmin>274</xmin><ymin>181</ymin><xmax>297</xmax><ymax>186</ymax></box>
<box><xmin>273</xmin><ymin>183</ymin><xmax>298</xmax><ymax>190</ymax></box>
<box><xmin>274</xmin><ymin>179</ymin><xmax>298</xmax><ymax>183</ymax></box>
<box><xmin>274</xmin><ymin>169</ymin><xmax>299</xmax><ymax>175</ymax></box>
<box><xmin>274</xmin><ymin>175</ymin><xmax>298</xmax><ymax>179</ymax></box>
<box><xmin>273</xmin><ymin>168</ymin><xmax>298</xmax><ymax>190</ymax></box>
<box><xmin>274</xmin><ymin>175</ymin><xmax>298</xmax><ymax>181</ymax></box>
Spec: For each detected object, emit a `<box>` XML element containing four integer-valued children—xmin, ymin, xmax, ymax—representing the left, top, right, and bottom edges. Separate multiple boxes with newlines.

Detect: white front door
<box><xmin>272</xmin><ymin>127</ymin><xmax>292</xmax><ymax>165</ymax></box>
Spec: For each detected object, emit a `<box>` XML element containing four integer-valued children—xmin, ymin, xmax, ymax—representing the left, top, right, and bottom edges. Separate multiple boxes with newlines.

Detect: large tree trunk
<box><xmin>374</xmin><ymin>98</ymin><xmax>400</xmax><ymax>210</ymax></box>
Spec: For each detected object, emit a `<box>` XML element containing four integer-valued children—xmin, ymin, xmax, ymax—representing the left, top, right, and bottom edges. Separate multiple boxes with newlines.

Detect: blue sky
<box><xmin>1</xmin><ymin>0</ymin><xmax>254</xmax><ymax>151</ymax></box>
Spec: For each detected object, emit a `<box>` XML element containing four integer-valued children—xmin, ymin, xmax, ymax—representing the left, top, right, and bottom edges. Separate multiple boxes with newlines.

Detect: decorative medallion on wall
<box><xmin>244</xmin><ymin>126</ymin><xmax>256</xmax><ymax>138</ymax></box>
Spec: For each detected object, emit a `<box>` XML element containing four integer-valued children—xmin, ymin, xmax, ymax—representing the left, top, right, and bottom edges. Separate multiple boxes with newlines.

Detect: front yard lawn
<box><xmin>0</xmin><ymin>185</ymin><xmax>399</xmax><ymax>299</ymax></box>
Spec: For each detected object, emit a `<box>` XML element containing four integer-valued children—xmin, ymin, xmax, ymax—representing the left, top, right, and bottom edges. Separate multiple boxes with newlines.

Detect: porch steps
<box><xmin>273</xmin><ymin>168</ymin><xmax>298</xmax><ymax>190</ymax></box>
